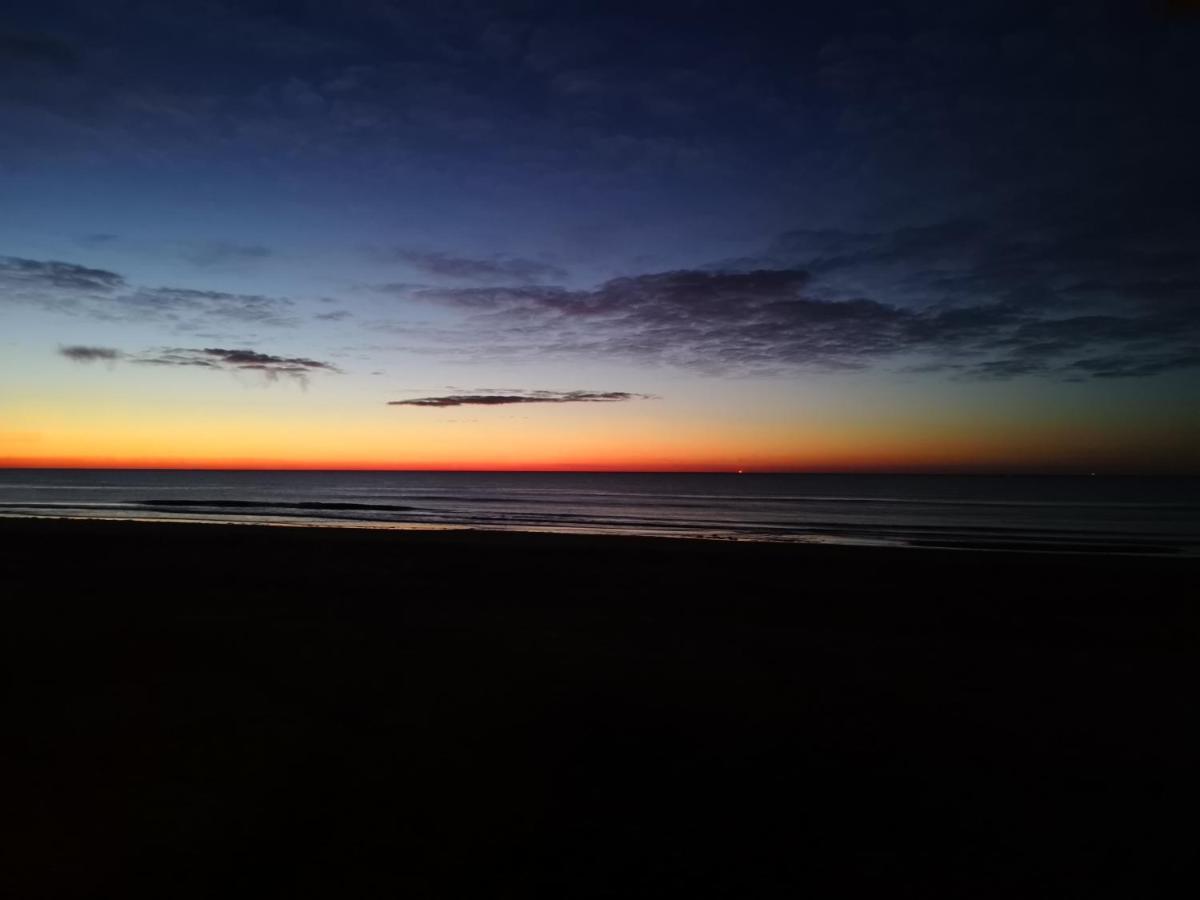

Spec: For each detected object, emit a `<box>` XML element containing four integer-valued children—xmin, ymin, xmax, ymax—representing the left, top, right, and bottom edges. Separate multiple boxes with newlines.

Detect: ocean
<box><xmin>2</xmin><ymin>469</ymin><xmax>1198</xmax><ymax>555</ymax></box>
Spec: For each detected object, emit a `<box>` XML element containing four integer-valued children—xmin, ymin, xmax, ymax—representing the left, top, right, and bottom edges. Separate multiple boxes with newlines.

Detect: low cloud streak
<box><xmin>389</xmin><ymin>390</ymin><xmax>652</xmax><ymax>407</ymax></box>
<box><xmin>139</xmin><ymin>347</ymin><xmax>339</xmax><ymax>381</ymax></box>
<box><xmin>52</xmin><ymin>344</ymin><xmax>340</xmax><ymax>385</ymax></box>
<box><xmin>59</xmin><ymin>345</ymin><xmax>122</xmax><ymax>362</ymax></box>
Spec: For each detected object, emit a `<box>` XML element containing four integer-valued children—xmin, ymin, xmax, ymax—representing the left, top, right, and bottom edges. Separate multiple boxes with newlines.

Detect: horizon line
<box><xmin>0</xmin><ymin>464</ymin><xmax>1192</xmax><ymax>477</ymax></box>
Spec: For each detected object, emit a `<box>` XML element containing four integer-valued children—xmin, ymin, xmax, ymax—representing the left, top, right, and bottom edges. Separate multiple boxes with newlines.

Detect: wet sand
<box><xmin>2</xmin><ymin>518</ymin><xmax>1196</xmax><ymax>897</ymax></box>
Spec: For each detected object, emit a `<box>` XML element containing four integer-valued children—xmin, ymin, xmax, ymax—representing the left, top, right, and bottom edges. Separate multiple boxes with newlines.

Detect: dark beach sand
<box><xmin>2</xmin><ymin>518</ymin><xmax>1196</xmax><ymax>897</ymax></box>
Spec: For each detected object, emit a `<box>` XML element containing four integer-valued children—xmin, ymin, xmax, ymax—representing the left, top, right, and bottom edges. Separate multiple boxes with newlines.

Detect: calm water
<box><xmin>1</xmin><ymin>469</ymin><xmax>1198</xmax><ymax>555</ymax></box>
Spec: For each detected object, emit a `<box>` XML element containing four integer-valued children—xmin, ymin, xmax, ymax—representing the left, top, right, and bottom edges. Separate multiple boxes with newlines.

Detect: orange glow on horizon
<box><xmin>3</xmin><ymin>447</ymin><xmax>1184</xmax><ymax>475</ymax></box>
<box><xmin>0</xmin><ymin>455</ymin><xmax>943</xmax><ymax>473</ymax></box>
<box><xmin>4</xmin><ymin>384</ymin><xmax>1195</xmax><ymax>475</ymax></box>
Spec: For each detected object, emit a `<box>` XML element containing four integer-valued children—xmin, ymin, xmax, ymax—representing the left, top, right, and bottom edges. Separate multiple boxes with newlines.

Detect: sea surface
<box><xmin>1</xmin><ymin>469</ymin><xmax>1198</xmax><ymax>555</ymax></box>
<box><xmin>4</xmin><ymin>468</ymin><xmax>1195</xmax><ymax>554</ymax></box>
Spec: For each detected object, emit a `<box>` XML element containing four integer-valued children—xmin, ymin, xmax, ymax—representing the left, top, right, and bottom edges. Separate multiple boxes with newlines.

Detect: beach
<box><xmin>2</xmin><ymin>518</ymin><xmax>1196</xmax><ymax>896</ymax></box>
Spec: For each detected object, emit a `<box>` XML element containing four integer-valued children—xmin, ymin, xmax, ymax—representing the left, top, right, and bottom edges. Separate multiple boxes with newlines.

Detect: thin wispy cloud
<box><xmin>3</xmin><ymin>254</ymin><xmax>297</xmax><ymax>329</ymax></box>
<box><xmin>56</xmin><ymin>343</ymin><xmax>339</xmax><ymax>384</ymax></box>
<box><xmin>139</xmin><ymin>347</ymin><xmax>340</xmax><ymax>381</ymax></box>
<box><xmin>180</xmin><ymin>241</ymin><xmax>273</xmax><ymax>268</ymax></box>
<box><xmin>121</xmin><ymin>287</ymin><xmax>297</xmax><ymax>328</ymax></box>
<box><xmin>389</xmin><ymin>390</ymin><xmax>652</xmax><ymax>407</ymax></box>
<box><xmin>378</xmin><ymin>249</ymin><xmax>568</xmax><ymax>285</ymax></box>
<box><xmin>1</xmin><ymin>255</ymin><xmax>126</xmax><ymax>292</ymax></box>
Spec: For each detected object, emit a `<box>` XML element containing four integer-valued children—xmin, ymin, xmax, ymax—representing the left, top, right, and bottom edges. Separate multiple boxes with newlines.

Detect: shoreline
<box><xmin>0</xmin><ymin>509</ymin><xmax>1191</xmax><ymax>557</ymax></box>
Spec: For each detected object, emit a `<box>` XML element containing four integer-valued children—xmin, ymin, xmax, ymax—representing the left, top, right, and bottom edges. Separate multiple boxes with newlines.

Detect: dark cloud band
<box><xmin>399</xmin><ymin>254</ymin><xmax>1200</xmax><ymax>380</ymax></box>
<box><xmin>389</xmin><ymin>390</ymin><xmax>651</xmax><ymax>407</ymax></box>
<box><xmin>139</xmin><ymin>347</ymin><xmax>339</xmax><ymax>375</ymax></box>
<box><xmin>58</xmin><ymin>345</ymin><xmax>122</xmax><ymax>361</ymax></box>
<box><xmin>57</xmin><ymin>344</ymin><xmax>339</xmax><ymax>382</ymax></box>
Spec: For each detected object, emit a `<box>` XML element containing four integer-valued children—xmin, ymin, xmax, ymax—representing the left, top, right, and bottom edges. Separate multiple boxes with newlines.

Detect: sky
<box><xmin>1</xmin><ymin>0</ymin><xmax>1198</xmax><ymax>472</ymax></box>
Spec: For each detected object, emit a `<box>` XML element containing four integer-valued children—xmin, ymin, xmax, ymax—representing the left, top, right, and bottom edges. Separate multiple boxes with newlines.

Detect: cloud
<box><xmin>2</xmin><ymin>254</ymin><xmax>297</xmax><ymax>328</ymax></box>
<box><xmin>133</xmin><ymin>347</ymin><xmax>340</xmax><ymax>384</ymax></box>
<box><xmin>180</xmin><ymin>241</ymin><xmax>273</xmax><ymax>267</ymax></box>
<box><xmin>758</xmin><ymin>209</ymin><xmax>1200</xmax><ymax>319</ymax></box>
<box><xmin>201</xmin><ymin>348</ymin><xmax>337</xmax><ymax>369</ymax></box>
<box><xmin>381</xmin><ymin>249</ymin><xmax>567</xmax><ymax>284</ymax></box>
<box><xmin>141</xmin><ymin>346</ymin><xmax>336</xmax><ymax>370</ymax></box>
<box><xmin>1067</xmin><ymin>351</ymin><xmax>1200</xmax><ymax>379</ymax></box>
<box><xmin>121</xmin><ymin>287</ymin><xmax>297</xmax><ymax>328</ymax></box>
<box><xmin>1</xmin><ymin>255</ymin><xmax>125</xmax><ymax>291</ymax></box>
<box><xmin>51</xmin><ymin>343</ymin><xmax>339</xmax><ymax>383</ymax></box>
<box><xmin>58</xmin><ymin>345</ymin><xmax>122</xmax><ymax>362</ymax></box>
<box><xmin>407</xmin><ymin>268</ymin><xmax>904</xmax><ymax>372</ymax></box>
<box><xmin>315</xmin><ymin>309</ymin><xmax>353</xmax><ymax>321</ymax></box>
<box><xmin>405</xmin><ymin>260</ymin><xmax>1200</xmax><ymax>379</ymax></box>
<box><xmin>389</xmin><ymin>390</ymin><xmax>652</xmax><ymax>407</ymax></box>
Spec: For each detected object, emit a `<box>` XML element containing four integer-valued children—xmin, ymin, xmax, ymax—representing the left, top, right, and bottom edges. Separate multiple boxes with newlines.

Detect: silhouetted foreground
<box><xmin>2</xmin><ymin>519</ymin><xmax>1195</xmax><ymax>897</ymax></box>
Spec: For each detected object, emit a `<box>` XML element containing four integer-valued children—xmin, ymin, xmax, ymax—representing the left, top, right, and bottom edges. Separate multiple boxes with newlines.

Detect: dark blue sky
<box><xmin>2</xmin><ymin>1</ymin><xmax>1198</xmax><ymax>470</ymax></box>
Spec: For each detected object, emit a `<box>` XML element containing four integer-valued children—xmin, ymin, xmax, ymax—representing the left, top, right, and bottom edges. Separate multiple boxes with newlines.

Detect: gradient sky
<box><xmin>2</xmin><ymin>0</ymin><xmax>1198</xmax><ymax>472</ymax></box>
